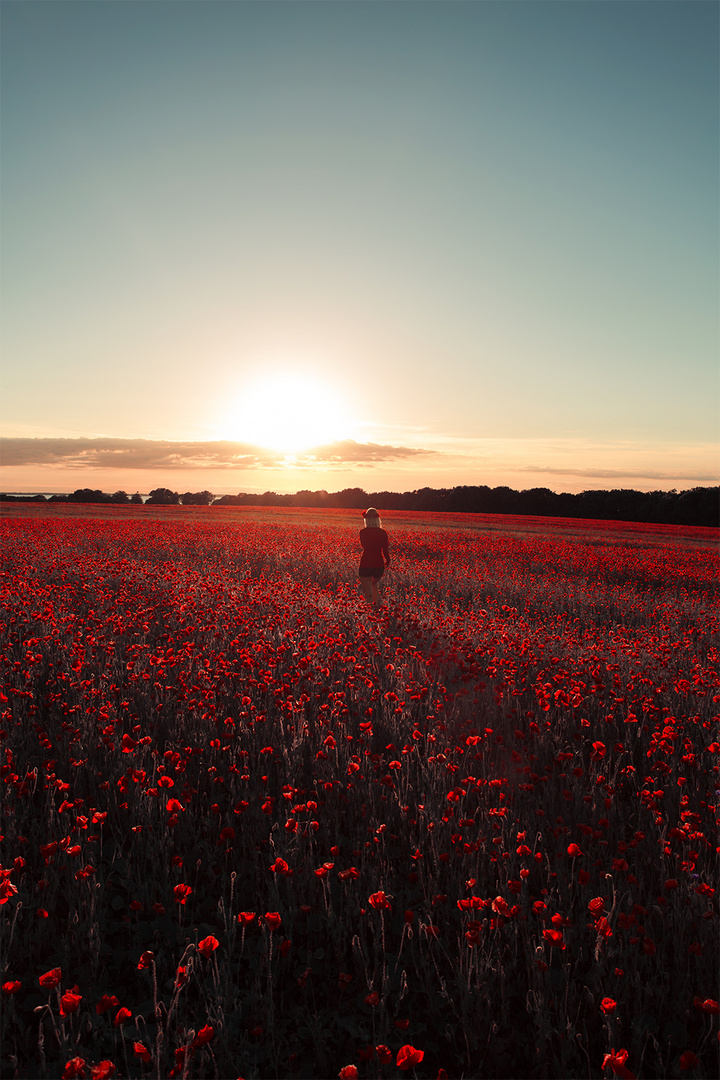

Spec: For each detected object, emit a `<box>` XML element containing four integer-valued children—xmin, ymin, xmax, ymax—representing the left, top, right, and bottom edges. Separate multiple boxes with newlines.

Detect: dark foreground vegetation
<box><xmin>1</xmin><ymin>507</ymin><xmax>718</xmax><ymax>1079</ymax></box>
<box><xmin>2</xmin><ymin>484</ymin><xmax>718</xmax><ymax>526</ymax></box>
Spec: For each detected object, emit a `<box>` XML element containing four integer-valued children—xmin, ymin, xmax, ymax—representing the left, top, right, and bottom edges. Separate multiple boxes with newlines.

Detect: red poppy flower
<box><xmin>39</xmin><ymin>967</ymin><xmax>62</xmax><ymax>990</ymax></box>
<box><xmin>543</xmin><ymin>929</ymin><xmax>565</xmax><ymax>949</ymax></box>
<box><xmin>62</xmin><ymin>1059</ymin><xmax>87</xmax><ymax>1080</ymax></box>
<box><xmin>190</xmin><ymin>1025</ymin><xmax>214</xmax><ymax>1050</ymax></box>
<box><xmin>173</xmin><ymin>883</ymin><xmax>192</xmax><ymax>904</ymax></box>
<box><xmin>264</xmin><ymin>911</ymin><xmax>282</xmax><ymax>931</ymax></box>
<box><xmin>2</xmin><ymin>980</ymin><xmax>21</xmax><ymax>995</ymax></box>
<box><xmin>397</xmin><ymin>1045</ymin><xmax>425</xmax><ymax>1070</ymax></box>
<box><xmin>60</xmin><ymin>987</ymin><xmax>82</xmax><ymax>1015</ymax></box>
<box><xmin>90</xmin><ymin>1063</ymin><xmax>116</xmax><ymax>1080</ymax></box>
<box><xmin>338</xmin><ymin>1068</ymin><xmax>358</xmax><ymax>1079</ymax></box>
<box><xmin>0</xmin><ymin>879</ymin><xmax>18</xmax><ymax>904</ymax></box>
<box><xmin>368</xmin><ymin>891</ymin><xmax>391</xmax><ymax>909</ymax></box>
<box><xmin>567</xmin><ymin>843</ymin><xmax>583</xmax><ymax>858</ymax></box>
<box><xmin>679</xmin><ymin>1051</ymin><xmax>699</xmax><ymax>1071</ymax></box>
<box><xmin>694</xmin><ymin>997</ymin><xmax>719</xmax><ymax>1014</ymax></box>
<box><xmin>269</xmin><ymin>857</ymin><xmax>292</xmax><ymax>877</ymax></box>
<box><xmin>238</xmin><ymin>911</ymin><xmax>256</xmax><ymax>925</ymax></box>
<box><xmin>198</xmin><ymin>935</ymin><xmax>219</xmax><ymax>957</ymax></box>
<box><xmin>600</xmin><ymin>997</ymin><xmax>617</xmax><ymax>1014</ymax></box>
<box><xmin>133</xmin><ymin>1043</ymin><xmax>152</xmax><ymax>1063</ymax></box>
<box><xmin>114</xmin><ymin>1007</ymin><xmax>132</xmax><ymax>1026</ymax></box>
<box><xmin>601</xmin><ymin>1048</ymin><xmax>635</xmax><ymax>1079</ymax></box>
<box><xmin>375</xmin><ymin>1045</ymin><xmax>392</xmax><ymax>1065</ymax></box>
<box><xmin>137</xmin><ymin>951</ymin><xmax>154</xmax><ymax>970</ymax></box>
<box><xmin>95</xmin><ymin>994</ymin><xmax>118</xmax><ymax>1015</ymax></box>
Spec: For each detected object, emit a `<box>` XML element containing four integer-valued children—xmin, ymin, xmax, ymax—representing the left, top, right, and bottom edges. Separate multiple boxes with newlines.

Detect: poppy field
<box><xmin>0</xmin><ymin>504</ymin><xmax>718</xmax><ymax>1080</ymax></box>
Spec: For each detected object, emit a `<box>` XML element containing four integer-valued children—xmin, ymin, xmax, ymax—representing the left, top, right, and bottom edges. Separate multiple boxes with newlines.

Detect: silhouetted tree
<box><xmin>146</xmin><ymin>488</ymin><xmax>180</xmax><ymax>505</ymax></box>
<box><xmin>675</xmin><ymin>486</ymin><xmax>719</xmax><ymax>527</ymax></box>
<box><xmin>110</xmin><ymin>491</ymin><xmax>130</xmax><ymax>504</ymax></box>
<box><xmin>68</xmin><ymin>489</ymin><xmax>108</xmax><ymax>503</ymax></box>
<box><xmin>335</xmin><ymin>488</ymin><xmax>368</xmax><ymax>509</ymax></box>
<box><xmin>130</xmin><ymin>493</ymin><xmax>143</xmax><ymax>505</ymax></box>
<box><xmin>521</xmin><ymin>488</ymin><xmax>558</xmax><ymax>515</ymax></box>
<box><xmin>290</xmin><ymin>489</ymin><xmax>330</xmax><ymax>507</ymax></box>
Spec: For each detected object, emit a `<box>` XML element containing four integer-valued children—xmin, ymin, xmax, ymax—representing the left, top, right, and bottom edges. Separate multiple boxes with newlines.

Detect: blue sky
<box><xmin>1</xmin><ymin>1</ymin><xmax>717</xmax><ymax>494</ymax></box>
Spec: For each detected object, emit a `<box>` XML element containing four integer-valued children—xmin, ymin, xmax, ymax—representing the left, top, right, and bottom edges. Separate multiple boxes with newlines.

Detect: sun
<box><xmin>226</xmin><ymin>373</ymin><xmax>354</xmax><ymax>455</ymax></box>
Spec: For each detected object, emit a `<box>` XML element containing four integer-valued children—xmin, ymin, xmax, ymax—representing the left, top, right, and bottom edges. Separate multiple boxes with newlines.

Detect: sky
<box><xmin>1</xmin><ymin>0</ymin><xmax>718</xmax><ymax>497</ymax></box>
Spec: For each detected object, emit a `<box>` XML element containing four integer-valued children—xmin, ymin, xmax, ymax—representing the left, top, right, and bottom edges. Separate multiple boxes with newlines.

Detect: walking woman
<box><xmin>358</xmin><ymin>507</ymin><xmax>390</xmax><ymax>608</ymax></box>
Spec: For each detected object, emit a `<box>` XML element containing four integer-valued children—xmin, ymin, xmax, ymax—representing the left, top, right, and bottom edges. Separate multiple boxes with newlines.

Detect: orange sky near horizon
<box><xmin>2</xmin><ymin>433</ymin><xmax>716</xmax><ymax>498</ymax></box>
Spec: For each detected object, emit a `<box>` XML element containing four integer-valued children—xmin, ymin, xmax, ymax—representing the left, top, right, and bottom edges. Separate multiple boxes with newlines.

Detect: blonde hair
<box><xmin>363</xmin><ymin>507</ymin><xmax>382</xmax><ymax>527</ymax></box>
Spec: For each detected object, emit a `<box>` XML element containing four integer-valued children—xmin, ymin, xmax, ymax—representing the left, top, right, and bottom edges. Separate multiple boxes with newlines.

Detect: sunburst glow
<box><xmin>225</xmin><ymin>374</ymin><xmax>354</xmax><ymax>455</ymax></box>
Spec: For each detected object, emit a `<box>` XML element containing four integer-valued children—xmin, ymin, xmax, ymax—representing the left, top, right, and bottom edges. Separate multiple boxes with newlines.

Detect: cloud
<box><xmin>521</xmin><ymin>464</ymin><xmax>719</xmax><ymax>483</ymax></box>
<box><xmin>294</xmin><ymin>440</ymin><xmax>433</xmax><ymax>464</ymax></box>
<box><xmin>0</xmin><ymin>437</ymin><xmax>435</xmax><ymax>471</ymax></box>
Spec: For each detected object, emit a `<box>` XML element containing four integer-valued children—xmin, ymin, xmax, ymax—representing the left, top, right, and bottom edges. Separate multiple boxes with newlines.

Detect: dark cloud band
<box><xmin>522</xmin><ymin>464</ymin><xmax>719</xmax><ymax>483</ymax></box>
<box><xmin>0</xmin><ymin>437</ymin><xmax>433</xmax><ymax>470</ymax></box>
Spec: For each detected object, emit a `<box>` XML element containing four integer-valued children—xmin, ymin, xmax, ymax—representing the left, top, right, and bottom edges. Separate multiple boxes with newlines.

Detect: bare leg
<box><xmin>359</xmin><ymin>576</ymin><xmax>373</xmax><ymax>603</ymax></box>
<box><xmin>371</xmin><ymin>578</ymin><xmax>382</xmax><ymax>607</ymax></box>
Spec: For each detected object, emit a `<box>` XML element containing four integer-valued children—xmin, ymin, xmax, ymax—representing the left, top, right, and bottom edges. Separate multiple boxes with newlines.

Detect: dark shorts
<box><xmin>359</xmin><ymin>566</ymin><xmax>384</xmax><ymax>580</ymax></box>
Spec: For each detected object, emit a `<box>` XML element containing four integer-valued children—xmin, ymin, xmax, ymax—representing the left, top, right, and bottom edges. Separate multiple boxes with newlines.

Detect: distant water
<box><xmin>2</xmin><ymin>492</ymin><xmax>151</xmax><ymax>502</ymax></box>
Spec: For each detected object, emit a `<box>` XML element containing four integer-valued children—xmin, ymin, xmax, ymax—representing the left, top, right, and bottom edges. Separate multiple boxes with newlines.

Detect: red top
<box><xmin>359</xmin><ymin>527</ymin><xmax>390</xmax><ymax>568</ymax></box>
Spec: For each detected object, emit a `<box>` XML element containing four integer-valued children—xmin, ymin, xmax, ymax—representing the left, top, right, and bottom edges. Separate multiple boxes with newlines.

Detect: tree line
<box><xmin>4</xmin><ymin>483</ymin><xmax>714</xmax><ymax>525</ymax></box>
<box><xmin>0</xmin><ymin>488</ymin><xmax>214</xmax><ymax>506</ymax></box>
<box><xmin>214</xmin><ymin>484</ymin><xmax>718</xmax><ymax>527</ymax></box>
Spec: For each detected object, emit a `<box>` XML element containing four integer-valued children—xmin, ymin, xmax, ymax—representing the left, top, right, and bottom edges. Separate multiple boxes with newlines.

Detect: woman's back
<box><xmin>359</xmin><ymin>526</ymin><xmax>389</xmax><ymax>567</ymax></box>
